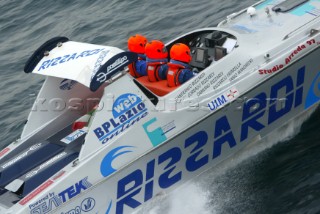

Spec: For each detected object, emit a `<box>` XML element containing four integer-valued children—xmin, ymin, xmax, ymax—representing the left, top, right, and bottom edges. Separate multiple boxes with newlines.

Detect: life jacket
<box><xmin>129</xmin><ymin>55</ymin><xmax>146</xmax><ymax>78</ymax></box>
<box><xmin>147</xmin><ymin>59</ymin><xmax>168</xmax><ymax>82</ymax></box>
<box><xmin>128</xmin><ymin>62</ymin><xmax>140</xmax><ymax>77</ymax></box>
<box><xmin>167</xmin><ymin>63</ymin><xmax>186</xmax><ymax>87</ymax></box>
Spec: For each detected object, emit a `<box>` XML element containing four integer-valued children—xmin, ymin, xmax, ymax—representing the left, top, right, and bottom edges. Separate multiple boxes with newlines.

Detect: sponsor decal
<box><xmin>143</xmin><ymin>118</ymin><xmax>167</xmax><ymax>147</ymax></box>
<box><xmin>52</xmin><ymin>170</ymin><xmax>66</xmax><ymax>181</ymax></box>
<box><xmin>175</xmin><ymin>73</ymin><xmax>205</xmax><ymax>99</ymax></box>
<box><xmin>90</xmin><ymin>51</ymin><xmax>138</xmax><ymax>92</ymax></box>
<box><xmin>162</xmin><ymin>120</ymin><xmax>176</xmax><ymax>135</ymax></box>
<box><xmin>25</xmin><ymin>152</ymin><xmax>67</xmax><ymax>179</ymax></box>
<box><xmin>59</xmin><ymin>177</ymin><xmax>92</xmax><ymax>203</ymax></box>
<box><xmin>28</xmin><ymin>192</ymin><xmax>62</xmax><ymax>213</ymax></box>
<box><xmin>81</xmin><ymin>197</ymin><xmax>95</xmax><ymax>212</ymax></box>
<box><xmin>227</xmin><ymin>89</ymin><xmax>238</xmax><ymax>99</ymax></box>
<box><xmin>60</xmin><ymin>79</ymin><xmax>77</xmax><ymax>90</ymax></box>
<box><xmin>91</xmin><ymin>50</ymin><xmax>110</xmax><ymax>80</ymax></box>
<box><xmin>259</xmin><ymin>64</ymin><xmax>284</xmax><ymax>75</ymax></box>
<box><xmin>208</xmin><ymin>88</ymin><xmax>239</xmax><ymax>111</ymax></box>
<box><xmin>175</xmin><ymin>59</ymin><xmax>252</xmax><ymax>99</ymax></box>
<box><xmin>61</xmin><ymin>129</ymin><xmax>86</xmax><ymax>144</ymax></box>
<box><xmin>61</xmin><ymin>197</ymin><xmax>96</xmax><ymax>214</ymax></box>
<box><xmin>115</xmin><ymin>66</ymin><xmax>306</xmax><ymax>214</ymax></box>
<box><xmin>100</xmin><ymin>146</ymin><xmax>134</xmax><ymax>177</ymax></box>
<box><xmin>27</xmin><ymin>177</ymin><xmax>92</xmax><ymax>213</ymax></box>
<box><xmin>226</xmin><ymin>59</ymin><xmax>253</xmax><ymax>82</ymax></box>
<box><xmin>94</xmin><ymin>93</ymin><xmax>148</xmax><ymax>144</ymax></box>
<box><xmin>305</xmin><ymin>72</ymin><xmax>320</xmax><ymax>109</ymax></box>
<box><xmin>38</xmin><ymin>48</ymin><xmax>104</xmax><ymax>71</ymax></box>
<box><xmin>143</xmin><ymin>119</ymin><xmax>176</xmax><ymax>147</ymax></box>
<box><xmin>107</xmin><ymin>56</ymin><xmax>128</xmax><ymax>77</ymax></box>
<box><xmin>259</xmin><ymin>39</ymin><xmax>317</xmax><ymax>75</ymax></box>
<box><xmin>1</xmin><ymin>143</ymin><xmax>42</xmax><ymax>169</ymax></box>
<box><xmin>19</xmin><ymin>180</ymin><xmax>54</xmax><ymax>206</ymax></box>
<box><xmin>285</xmin><ymin>43</ymin><xmax>309</xmax><ymax>64</ymax></box>
<box><xmin>227</xmin><ymin>62</ymin><xmax>241</xmax><ymax>78</ymax></box>
<box><xmin>0</xmin><ymin>147</ymin><xmax>10</xmax><ymax>158</ymax></box>
<box><xmin>96</xmin><ymin>56</ymin><xmax>129</xmax><ymax>83</ymax></box>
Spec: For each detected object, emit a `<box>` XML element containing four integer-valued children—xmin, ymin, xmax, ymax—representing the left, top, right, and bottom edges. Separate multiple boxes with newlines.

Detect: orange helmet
<box><xmin>145</xmin><ymin>40</ymin><xmax>168</xmax><ymax>59</ymax></box>
<box><xmin>170</xmin><ymin>43</ymin><xmax>192</xmax><ymax>63</ymax></box>
<box><xmin>128</xmin><ymin>34</ymin><xmax>147</xmax><ymax>54</ymax></box>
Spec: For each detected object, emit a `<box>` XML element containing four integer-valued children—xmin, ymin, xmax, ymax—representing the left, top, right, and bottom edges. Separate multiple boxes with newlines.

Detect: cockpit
<box><xmin>134</xmin><ymin>29</ymin><xmax>238</xmax><ymax>97</ymax></box>
<box><xmin>167</xmin><ymin>29</ymin><xmax>237</xmax><ymax>71</ymax></box>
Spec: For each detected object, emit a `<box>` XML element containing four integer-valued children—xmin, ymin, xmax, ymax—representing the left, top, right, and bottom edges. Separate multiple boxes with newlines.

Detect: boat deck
<box><xmin>219</xmin><ymin>0</ymin><xmax>320</xmax><ymax>54</ymax></box>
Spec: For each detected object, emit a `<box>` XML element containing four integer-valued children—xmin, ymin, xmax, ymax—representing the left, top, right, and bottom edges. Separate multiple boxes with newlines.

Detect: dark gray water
<box><xmin>0</xmin><ymin>0</ymin><xmax>320</xmax><ymax>213</ymax></box>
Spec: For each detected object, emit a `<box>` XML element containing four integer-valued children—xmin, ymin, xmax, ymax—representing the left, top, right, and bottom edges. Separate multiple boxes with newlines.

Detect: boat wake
<box><xmin>135</xmin><ymin>105</ymin><xmax>318</xmax><ymax>214</ymax></box>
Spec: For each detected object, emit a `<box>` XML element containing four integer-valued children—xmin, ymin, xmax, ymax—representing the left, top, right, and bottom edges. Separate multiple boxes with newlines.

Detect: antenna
<box><xmin>265</xmin><ymin>7</ymin><xmax>270</xmax><ymax>16</ymax></box>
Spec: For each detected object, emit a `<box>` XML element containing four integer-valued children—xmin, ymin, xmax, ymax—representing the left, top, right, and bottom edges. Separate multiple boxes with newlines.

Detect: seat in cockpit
<box><xmin>136</xmin><ymin>76</ymin><xmax>178</xmax><ymax>96</ymax></box>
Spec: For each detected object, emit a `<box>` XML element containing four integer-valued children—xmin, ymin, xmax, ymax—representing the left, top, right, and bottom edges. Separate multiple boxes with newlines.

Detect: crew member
<box><xmin>128</xmin><ymin>34</ymin><xmax>148</xmax><ymax>77</ymax></box>
<box><xmin>145</xmin><ymin>40</ymin><xmax>169</xmax><ymax>82</ymax></box>
<box><xmin>167</xmin><ymin>43</ymin><xmax>195</xmax><ymax>87</ymax></box>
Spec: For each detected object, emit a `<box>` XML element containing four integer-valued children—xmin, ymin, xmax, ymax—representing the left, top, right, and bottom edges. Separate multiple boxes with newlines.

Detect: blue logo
<box><xmin>38</xmin><ymin>48</ymin><xmax>104</xmax><ymax>71</ymax></box>
<box><xmin>208</xmin><ymin>88</ymin><xmax>238</xmax><ymax>111</ymax></box>
<box><xmin>29</xmin><ymin>177</ymin><xmax>93</xmax><ymax>213</ymax></box>
<box><xmin>112</xmin><ymin>94</ymin><xmax>142</xmax><ymax>117</ymax></box>
<box><xmin>94</xmin><ymin>93</ymin><xmax>148</xmax><ymax>144</ymax></box>
<box><xmin>305</xmin><ymin>72</ymin><xmax>320</xmax><ymax>109</ymax></box>
<box><xmin>100</xmin><ymin>146</ymin><xmax>134</xmax><ymax>177</ymax></box>
<box><xmin>61</xmin><ymin>129</ymin><xmax>86</xmax><ymax>144</ymax></box>
<box><xmin>59</xmin><ymin>177</ymin><xmax>92</xmax><ymax>203</ymax></box>
<box><xmin>59</xmin><ymin>79</ymin><xmax>77</xmax><ymax>90</ymax></box>
<box><xmin>81</xmin><ymin>197</ymin><xmax>95</xmax><ymax>212</ymax></box>
<box><xmin>208</xmin><ymin>95</ymin><xmax>227</xmax><ymax>111</ymax></box>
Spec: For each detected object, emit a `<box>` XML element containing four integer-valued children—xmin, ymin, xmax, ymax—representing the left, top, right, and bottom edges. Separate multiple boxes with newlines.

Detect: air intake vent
<box><xmin>272</xmin><ymin>0</ymin><xmax>309</xmax><ymax>12</ymax></box>
<box><xmin>0</xmin><ymin>142</ymin><xmax>64</xmax><ymax>187</ymax></box>
<box><xmin>7</xmin><ymin>150</ymin><xmax>78</xmax><ymax>197</ymax></box>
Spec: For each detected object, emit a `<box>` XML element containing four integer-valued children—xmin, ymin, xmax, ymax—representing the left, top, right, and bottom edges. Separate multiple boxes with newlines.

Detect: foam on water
<box><xmin>134</xmin><ymin>183</ymin><xmax>211</xmax><ymax>214</ymax></box>
<box><xmin>167</xmin><ymin>183</ymin><xmax>211</xmax><ymax>214</ymax></box>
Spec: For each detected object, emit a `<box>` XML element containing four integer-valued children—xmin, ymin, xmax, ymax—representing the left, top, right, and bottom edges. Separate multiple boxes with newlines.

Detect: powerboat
<box><xmin>1</xmin><ymin>0</ymin><xmax>320</xmax><ymax>213</ymax></box>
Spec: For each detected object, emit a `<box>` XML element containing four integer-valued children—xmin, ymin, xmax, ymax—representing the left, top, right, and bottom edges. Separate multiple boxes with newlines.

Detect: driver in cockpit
<box><xmin>167</xmin><ymin>43</ymin><xmax>195</xmax><ymax>87</ymax></box>
<box><xmin>144</xmin><ymin>41</ymin><xmax>195</xmax><ymax>86</ymax></box>
<box><xmin>145</xmin><ymin>40</ymin><xmax>169</xmax><ymax>82</ymax></box>
<box><xmin>127</xmin><ymin>34</ymin><xmax>148</xmax><ymax>78</ymax></box>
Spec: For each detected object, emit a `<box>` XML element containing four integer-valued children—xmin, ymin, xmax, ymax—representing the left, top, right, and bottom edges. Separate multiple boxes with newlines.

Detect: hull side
<box><xmin>50</xmin><ymin>47</ymin><xmax>320</xmax><ymax>214</ymax></box>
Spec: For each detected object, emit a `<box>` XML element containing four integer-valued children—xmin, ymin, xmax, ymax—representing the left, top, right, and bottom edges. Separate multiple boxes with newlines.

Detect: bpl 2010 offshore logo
<box><xmin>94</xmin><ymin>93</ymin><xmax>148</xmax><ymax>144</ymax></box>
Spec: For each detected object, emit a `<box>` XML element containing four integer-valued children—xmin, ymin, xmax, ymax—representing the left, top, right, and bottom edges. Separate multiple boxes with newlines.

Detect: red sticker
<box><xmin>0</xmin><ymin>148</ymin><xmax>10</xmax><ymax>158</ymax></box>
<box><xmin>52</xmin><ymin>170</ymin><xmax>66</xmax><ymax>181</ymax></box>
<box><xmin>19</xmin><ymin>180</ymin><xmax>54</xmax><ymax>205</ymax></box>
